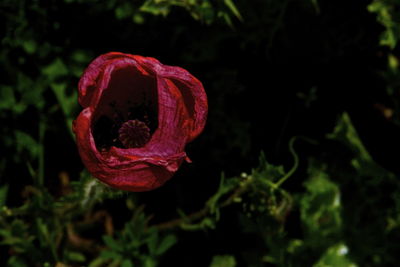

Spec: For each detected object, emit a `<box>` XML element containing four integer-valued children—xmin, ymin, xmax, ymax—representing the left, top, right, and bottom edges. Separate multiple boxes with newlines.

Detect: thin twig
<box><xmin>154</xmin><ymin>207</ymin><xmax>209</xmax><ymax>231</ymax></box>
<box><xmin>153</xmin><ymin>178</ymin><xmax>251</xmax><ymax>231</ymax></box>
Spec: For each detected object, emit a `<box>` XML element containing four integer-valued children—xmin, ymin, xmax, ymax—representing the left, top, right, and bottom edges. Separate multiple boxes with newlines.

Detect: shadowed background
<box><xmin>2</xmin><ymin>0</ymin><xmax>400</xmax><ymax>266</ymax></box>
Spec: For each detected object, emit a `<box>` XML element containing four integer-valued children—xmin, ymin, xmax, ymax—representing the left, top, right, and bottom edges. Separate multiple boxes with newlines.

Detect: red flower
<box><xmin>73</xmin><ymin>52</ymin><xmax>207</xmax><ymax>191</ymax></box>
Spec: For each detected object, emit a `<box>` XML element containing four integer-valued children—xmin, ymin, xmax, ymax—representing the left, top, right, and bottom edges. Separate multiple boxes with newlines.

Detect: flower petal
<box><xmin>74</xmin><ymin>52</ymin><xmax>207</xmax><ymax>191</ymax></box>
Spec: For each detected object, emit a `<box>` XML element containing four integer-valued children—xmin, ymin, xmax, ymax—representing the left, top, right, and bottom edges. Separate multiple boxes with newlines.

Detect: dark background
<box><xmin>2</xmin><ymin>0</ymin><xmax>400</xmax><ymax>266</ymax></box>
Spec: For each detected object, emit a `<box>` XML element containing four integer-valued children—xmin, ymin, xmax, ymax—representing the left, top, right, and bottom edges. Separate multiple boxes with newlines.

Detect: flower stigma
<box><xmin>118</xmin><ymin>119</ymin><xmax>151</xmax><ymax>148</ymax></box>
<box><xmin>93</xmin><ymin>100</ymin><xmax>157</xmax><ymax>152</ymax></box>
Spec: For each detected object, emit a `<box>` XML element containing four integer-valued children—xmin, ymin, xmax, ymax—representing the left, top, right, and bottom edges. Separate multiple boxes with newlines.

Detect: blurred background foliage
<box><xmin>2</xmin><ymin>0</ymin><xmax>400</xmax><ymax>266</ymax></box>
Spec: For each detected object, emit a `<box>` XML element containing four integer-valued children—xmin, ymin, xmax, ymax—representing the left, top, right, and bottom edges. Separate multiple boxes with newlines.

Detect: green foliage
<box><xmin>368</xmin><ymin>1</ymin><xmax>400</xmax><ymax>127</ymax></box>
<box><xmin>14</xmin><ymin>131</ymin><xmax>40</xmax><ymax>162</ymax></box>
<box><xmin>314</xmin><ymin>243</ymin><xmax>356</xmax><ymax>267</ymax></box>
<box><xmin>2</xmin><ymin>106</ymin><xmax>400</xmax><ymax>266</ymax></box>
<box><xmin>98</xmin><ymin>217</ymin><xmax>177</xmax><ymax>266</ymax></box>
<box><xmin>228</xmin><ymin>112</ymin><xmax>400</xmax><ymax>266</ymax></box>
<box><xmin>0</xmin><ymin>169</ymin><xmax>175</xmax><ymax>266</ymax></box>
<box><xmin>300</xmin><ymin>165</ymin><xmax>341</xmax><ymax>248</ymax></box>
<box><xmin>82</xmin><ymin>0</ymin><xmax>245</xmax><ymax>25</ymax></box>
<box><xmin>139</xmin><ymin>0</ymin><xmax>242</xmax><ymax>25</ymax></box>
<box><xmin>368</xmin><ymin>0</ymin><xmax>400</xmax><ymax>49</ymax></box>
<box><xmin>327</xmin><ymin>113</ymin><xmax>372</xmax><ymax>166</ymax></box>
<box><xmin>0</xmin><ymin>186</ymin><xmax>8</xmax><ymax>208</ymax></box>
<box><xmin>210</xmin><ymin>255</ymin><xmax>236</xmax><ymax>267</ymax></box>
<box><xmin>1</xmin><ymin>0</ymin><xmax>400</xmax><ymax>266</ymax></box>
<box><xmin>42</xmin><ymin>58</ymin><xmax>69</xmax><ymax>79</ymax></box>
<box><xmin>0</xmin><ymin>86</ymin><xmax>22</xmax><ymax>113</ymax></box>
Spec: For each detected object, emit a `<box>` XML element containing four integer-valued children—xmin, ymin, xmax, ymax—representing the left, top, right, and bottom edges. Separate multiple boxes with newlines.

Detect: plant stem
<box><xmin>274</xmin><ymin>136</ymin><xmax>299</xmax><ymax>188</ymax></box>
<box><xmin>38</xmin><ymin>116</ymin><xmax>45</xmax><ymax>187</ymax></box>
<box><xmin>154</xmin><ymin>177</ymin><xmax>251</xmax><ymax>231</ymax></box>
<box><xmin>275</xmin><ymin>136</ymin><xmax>318</xmax><ymax>188</ymax></box>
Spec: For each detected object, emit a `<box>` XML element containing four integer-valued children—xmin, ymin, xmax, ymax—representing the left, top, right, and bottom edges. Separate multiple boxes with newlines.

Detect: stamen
<box><xmin>118</xmin><ymin>119</ymin><xmax>151</xmax><ymax>148</ymax></box>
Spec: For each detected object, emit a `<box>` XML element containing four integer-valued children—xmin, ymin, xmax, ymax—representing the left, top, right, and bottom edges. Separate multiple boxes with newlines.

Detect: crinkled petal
<box><xmin>74</xmin><ymin>52</ymin><xmax>207</xmax><ymax>191</ymax></box>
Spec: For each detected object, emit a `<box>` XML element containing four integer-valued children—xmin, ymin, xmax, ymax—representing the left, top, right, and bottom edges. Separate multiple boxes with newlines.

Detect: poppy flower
<box><xmin>73</xmin><ymin>52</ymin><xmax>207</xmax><ymax>191</ymax></box>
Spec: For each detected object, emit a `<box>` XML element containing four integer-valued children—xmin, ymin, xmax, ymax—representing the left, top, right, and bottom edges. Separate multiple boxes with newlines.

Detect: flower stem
<box><xmin>275</xmin><ymin>136</ymin><xmax>318</xmax><ymax>188</ymax></box>
<box><xmin>274</xmin><ymin>136</ymin><xmax>299</xmax><ymax>188</ymax></box>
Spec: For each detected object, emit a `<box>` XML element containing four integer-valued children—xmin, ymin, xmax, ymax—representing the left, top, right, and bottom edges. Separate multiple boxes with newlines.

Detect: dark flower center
<box><xmin>93</xmin><ymin>101</ymin><xmax>157</xmax><ymax>151</ymax></box>
<box><xmin>91</xmin><ymin>67</ymin><xmax>158</xmax><ymax>152</ymax></box>
<box><xmin>118</xmin><ymin>119</ymin><xmax>150</xmax><ymax>148</ymax></box>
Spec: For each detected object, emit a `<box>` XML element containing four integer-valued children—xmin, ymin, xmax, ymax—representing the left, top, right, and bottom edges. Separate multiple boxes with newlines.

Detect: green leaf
<box><xmin>300</xmin><ymin>163</ymin><xmax>341</xmax><ymax>247</ymax></box>
<box><xmin>14</xmin><ymin>130</ymin><xmax>40</xmax><ymax>160</ymax></box>
<box><xmin>72</xmin><ymin>50</ymin><xmax>91</xmax><ymax>63</ymax></box>
<box><xmin>146</xmin><ymin>229</ymin><xmax>158</xmax><ymax>255</ymax></box>
<box><xmin>88</xmin><ymin>257</ymin><xmax>111</xmax><ymax>267</ymax></box>
<box><xmin>42</xmin><ymin>58</ymin><xmax>69</xmax><ymax>80</ymax></box>
<box><xmin>327</xmin><ymin>113</ymin><xmax>372</xmax><ymax>162</ymax></box>
<box><xmin>327</xmin><ymin>112</ymin><xmax>395</xmax><ymax>178</ymax></box>
<box><xmin>22</xmin><ymin>39</ymin><xmax>37</xmax><ymax>54</ymax></box>
<box><xmin>0</xmin><ymin>85</ymin><xmax>16</xmax><ymax>110</ymax></box>
<box><xmin>50</xmin><ymin>82</ymin><xmax>78</xmax><ymax>135</ymax></box>
<box><xmin>103</xmin><ymin>235</ymin><xmax>123</xmax><ymax>251</ymax></box>
<box><xmin>310</xmin><ymin>0</ymin><xmax>320</xmax><ymax>14</ymax></box>
<box><xmin>36</xmin><ymin>218</ymin><xmax>50</xmax><ymax>246</ymax></box>
<box><xmin>388</xmin><ymin>53</ymin><xmax>399</xmax><ymax>72</ymax></box>
<box><xmin>100</xmin><ymin>250</ymin><xmax>121</xmax><ymax>260</ymax></box>
<box><xmin>218</xmin><ymin>11</ymin><xmax>233</xmax><ymax>27</ymax></box>
<box><xmin>223</xmin><ymin>0</ymin><xmax>242</xmax><ymax>21</ymax></box>
<box><xmin>65</xmin><ymin>251</ymin><xmax>86</xmax><ymax>263</ymax></box>
<box><xmin>0</xmin><ymin>185</ymin><xmax>8</xmax><ymax>207</ymax></box>
<box><xmin>255</xmin><ymin>151</ymin><xmax>285</xmax><ymax>183</ymax></box>
<box><xmin>140</xmin><ymin>0</ymin><xmax>170</xmax><ymax>17</ymax></box>
<box><xmin>210</xmin><ymin>255</ymin><xmax>236</xmax><ymax>267</ymax></box>
<box><xmin>327</xmin><ymin>112</ymin><xmax>374</xmax><ymax>174</ymax></box>
<box><xmin>10</xmin><ymin>220</ymin><xmax>29</xmax><ymax>237</ymax></box>
<box><xmin>368</xmin><ymin>1</ymin><xmax>398</xmax><ymax>49</ymax></box>
<box><xmin>314</xmin><ymin>243</ymin><xmax>357</xmax><ymax>267</ymax></box>
<box><xmin>206</xmin><ymin>173</ymin><xmax>239</xmax><ymax>220</ymax></box>
<box><xmin>115</xmin><ymin>3</ymin><xmax>134</xmax><ymax>20</ymax></box>
<box><xmin>0</xmin><ymin>85</ymin><xmax>26</xmax><ymax>113</ymax></box>
<box><xmin>121</xmin><ymin>259</ymin><xmax>133</xmax><ymax>267</ymax></box>
<box><xmin>155</xmin><ymin>234</ymin><xmax>177</xmax><ymax>255</ymax></box>
<box><xmin>143</xmin><ymin>258</ymin><xmax>157</xmax><ymax>267</ymax></box>
<box><xmin>14</xmin><ymin>74</ymin><xmax>45</xmax><ymax>110</ymax></box>
<box><xmin>133</xmin><ymin>13</ymin><xmax>145</xmax><ymax>24</ymax></box>
<box><xmin>7</xmin><ymin>255</ymin><xmax>28</xmax><ymax>267</ymax></box>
